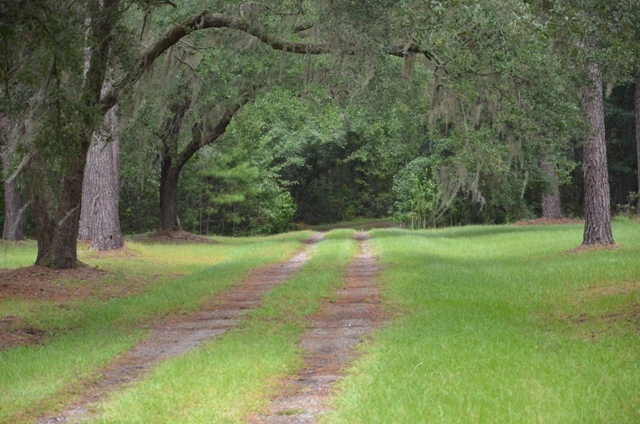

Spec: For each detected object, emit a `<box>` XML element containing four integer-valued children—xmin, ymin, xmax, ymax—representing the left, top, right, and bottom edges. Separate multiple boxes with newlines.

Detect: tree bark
<box><xmin>24</xmin><ymin>151</ymin><xmax>56</xmax><ymax>264</ymax></box>
<box><xmin>0</xmin><ymin>117</ymin><xmax>24</xmax><ymax>240</ymax></box>
<box><xmin>78</xmin><ymin>102</ymin><xmax>123</xmax><ymax>250</ymax></box>
<box><xmin>26</xmin><ymin>0</ymin><xmax>120</xmax><ymax>268</ymax></box>
<box><xmin>636</xmin><ymin>76</ymin><xmax>640</xmax><ymax>216</ymax></box>
<box><xmin>540</xmin><ymin>154</ymin><xmax>562</xmax><ymax>219</ymax></box>
<box><xmin>2</xmin><ymin>149</ymin><xmax>24</xmax><ymax>240</ymax></box>
<box><xmin>581</xmin><ymin>61</ymin><xmax>614</xmax><ymax>245</ymax></box>
<box><xmin>160</xmin><ymin>163</ymin><xmax>182</xmax><ymax>231</ymax></box>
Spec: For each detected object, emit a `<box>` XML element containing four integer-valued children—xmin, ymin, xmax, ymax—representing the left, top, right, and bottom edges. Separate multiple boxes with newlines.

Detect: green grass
<box><xmin>3</xmin><ymin>223</ymin><xmax>640</xmax><ymax>423</ymax></box>
<box><xmin>0</xmin><ymin>240</ymin><xmax>39</xmax><ymax>269</ymax></box>
<box><xmin>95</xmin><ymin>230</ymin><xmax>357</xmax><ymax>423</ymax></box>
<box><xmin>0</xmin><ymin>231</ymin><xmax>312</xmax><ymax>423</ymax></box>
<box><xmin>326</xmin><ymin>221</ymin><xmax>640</xmax><ymax>423</ymax></box>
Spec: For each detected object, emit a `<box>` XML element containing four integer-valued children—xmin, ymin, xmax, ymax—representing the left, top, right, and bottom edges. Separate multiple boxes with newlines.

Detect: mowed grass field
<box><xmin>328</xmin><ymin>218</ymin><xmax>640</xmax><ymax>423</ymax></box>
<box><xmin>0</xmin><ymin>220</ymin><xmax>639</xmax><ymax>423</ymax></box>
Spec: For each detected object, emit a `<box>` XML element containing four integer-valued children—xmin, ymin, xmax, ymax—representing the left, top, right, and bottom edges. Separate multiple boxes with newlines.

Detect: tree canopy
<box><xmin>0</xmin><ymin>0</ymin><xmax>637</xmax><ymax>265</ymax></box>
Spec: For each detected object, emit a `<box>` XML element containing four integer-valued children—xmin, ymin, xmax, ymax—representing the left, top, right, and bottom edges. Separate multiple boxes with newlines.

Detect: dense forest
<box><xmin>0</xmin><ymin>0</ymin><xmax>638</xmax><ymax>268</ymax></box>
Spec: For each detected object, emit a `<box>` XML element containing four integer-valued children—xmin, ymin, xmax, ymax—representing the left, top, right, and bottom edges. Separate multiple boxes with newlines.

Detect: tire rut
<box><xmin>250</xmin><ymin>231</ymin><xmax>384</xmax><ymax>424</ymax></box>
<box><xmin>39</xmin><ymin>233</ymin><xmax>324</xmax><ymax>424</ymax></box>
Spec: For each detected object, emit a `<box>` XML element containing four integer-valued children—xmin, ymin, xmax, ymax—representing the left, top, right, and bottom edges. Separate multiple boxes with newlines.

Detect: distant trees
<box><xmin>540</xmin><ymin>155</ymin><xmax>563</xmax><ymax>219</ymax></box>
<box><xmin>0</xmin><ymin>0</ymin><xmax>638</xmax><ymax>266</ymax></box>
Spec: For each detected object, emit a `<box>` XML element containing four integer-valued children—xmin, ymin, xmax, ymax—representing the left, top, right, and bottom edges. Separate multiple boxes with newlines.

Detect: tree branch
<box><xmin>100</xmin><ymin>11</ymin><xmax>442</xmax><ymax>112</ymax></box>
<box><xmin>176</xmin><ymin>91</ymin><xmax>254</xmax><ymax>170</ymax></box>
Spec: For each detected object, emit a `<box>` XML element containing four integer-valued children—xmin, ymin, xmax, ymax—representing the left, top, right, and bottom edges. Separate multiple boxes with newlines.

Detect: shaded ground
<box><xmin>514</xmin><ymin>217</ymin><xmax>583</xmax><ymax>226</ymax></box>
<box><xmin>0</xmin><ymin>266</ymin><xmax>115</xmax><ymax>351</ymax></box>
<box><xmin>0</xmin><ymin>249</ymin><xmax>160</xmax><ymax>351</ymax></box>
<box><xmin>0</xmin><ymin>265</ymin><xmax>106</xmax><ymax>302</ymax></box>
<box><xmin>250</xmin><ymin>231</ymin><xmax>385</xmax><ymax>423</ymax></box>
<box><xmin>37</xmin><ymin>234</ymin><xmax>323</xmax><ymax>424</ymax></box>
<box><xmin>128</xmin><ymin>230</ymin><xmax>221</xmax><ymax>244</ymax></box>
<box><xmin>298</xmin><ymin>219</ymin><xmax>398</xmax><ymax>232</ymax></box>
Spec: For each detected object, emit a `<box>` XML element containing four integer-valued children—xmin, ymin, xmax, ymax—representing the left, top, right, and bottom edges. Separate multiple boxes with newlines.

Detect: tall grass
<box><xmin>96</xmin><ymin>230</ymin><xmax>357</xmax><ymax>423</ymax></box>
<box><xmin>0</xmin><ymin>232</ymin><xmax>311</xmax><ymax>423</ymax></box>
<box><xmin>327</xmin><ymin>221</ymin><xmax>640</xmax><ymax>423</ymax></box>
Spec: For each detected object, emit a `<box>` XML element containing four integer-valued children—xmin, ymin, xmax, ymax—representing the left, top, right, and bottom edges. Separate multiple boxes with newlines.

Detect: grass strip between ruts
<box><xmin>94</xmin><ymin>230</ymin><xmax>357</xmax><ymax>423</ymax></box>
<box><xmin>325</xmin><ymin>220</ymin><xmax>640</xmax><ymax>423</ymax></box>
<box><xmin>0</xmin><ymin>232</ymin><xmax>311</xmax><ymax>423</ymax></box>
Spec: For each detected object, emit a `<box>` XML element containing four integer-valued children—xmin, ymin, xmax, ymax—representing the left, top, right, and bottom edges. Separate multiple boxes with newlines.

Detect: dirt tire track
<box><xmin>38</xmin><ymin>233</ymin><xmax>324</xmax><ymax>424</ymax></box>
<box><xmin>250</xmin><ymin>231</ymin><xmax>384</xmax><ymax>424</ymax></box>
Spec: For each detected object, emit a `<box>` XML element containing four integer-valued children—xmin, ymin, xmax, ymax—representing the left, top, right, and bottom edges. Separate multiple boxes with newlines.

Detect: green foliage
<box><xmin>391</xmin><ymin>157</ymin><xmax>438</xmax><ymax>228</ymax></box>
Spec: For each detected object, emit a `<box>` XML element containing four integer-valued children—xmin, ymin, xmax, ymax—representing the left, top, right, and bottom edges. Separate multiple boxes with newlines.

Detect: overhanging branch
<box><xmin>100</xmin><ymin>11</ymin><xmax>442</xmax><ymax>112</ymax></box>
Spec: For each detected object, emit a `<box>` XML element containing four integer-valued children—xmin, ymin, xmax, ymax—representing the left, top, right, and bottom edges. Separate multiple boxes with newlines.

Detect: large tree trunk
<box><xmin>26</xmin><ymin>0</ymin><xmax>120</xmax><ymax>268</ymax></box>
<box><xmin>24</xmin><ymin>151</ymin><xmax>56</xmax><ymax>264</ymax></box>
<box><xmin>157</xmin><ymin>96</ymin><xmax>192</xmax><ymax>232</ymax></box>
<box><xmin>540</xmin><ymin>154</ymin><xmax>562</xmax><ymax>219</ymax></box>
<box><xmin>581</xmin><ymin>61</ymin><xmax>614</xmax><ymax>245</ymax></box>
<box><xmin>0</xmin><ymin>117</ymin><xmax>24</xmax><ymax>240</ymax></box>
<box><xmin>636</xmin><ymin>76</ymin><xmax>640</xmax><ymax>217</ymax></box>
<box><xmin>160</xmin><ymin>161</ymin><xmax>182</xmax><ymax>231</ymax></box>
<box><xmin>78</xmin><ymin>102</ymin><xmax>124</xmax><ymax>250</ymax></box>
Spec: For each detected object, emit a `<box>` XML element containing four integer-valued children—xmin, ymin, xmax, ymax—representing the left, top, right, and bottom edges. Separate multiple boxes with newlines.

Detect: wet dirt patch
<box><xmin>37</xmin><ymin>234</ymin><xmax>322</xmax><ymax>424</ymax></box>
<box><xmin>250</xmin><ymin>232</ymin><xmax>385</xmax><ymax>424</ymax></box>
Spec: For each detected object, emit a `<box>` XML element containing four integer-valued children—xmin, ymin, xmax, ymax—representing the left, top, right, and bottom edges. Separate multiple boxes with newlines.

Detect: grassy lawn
<box><xmin>96</xmin><ymin>230</ymin><xmax>356</xmax><ymax>423</ymax></box>
<box><xmin>327</xmin><ymin>219</ymin><xmax>640</xmax><ymax>423</ymax></box>
<box><xmin>1</xmin><ymin>221</ymin><xmax>639</xmax><ymax>423</ymax></box>
<box><xmin>0</xmin><ymin>232</ymin><xmax>312</xmax><ymax>423</ymax></box>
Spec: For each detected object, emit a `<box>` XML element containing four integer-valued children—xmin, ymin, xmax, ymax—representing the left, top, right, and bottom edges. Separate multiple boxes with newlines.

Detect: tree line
<box><xmin>0</xmin><ymin>0</ymin><xmax>638</xmax><ymax>268</ymax></box>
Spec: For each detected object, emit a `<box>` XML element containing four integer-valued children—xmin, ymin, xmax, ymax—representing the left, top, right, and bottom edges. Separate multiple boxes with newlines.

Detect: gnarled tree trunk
<box><xmin>540</xmin><ymin>154</ymin><xmax>562</xmax><ymax>219</ymax></box>
<box><xmin>581</xmin><ymin>61</ymin><xmax>614</xmax><ymax>245</ymax></box>
<box><xmin>25</xmin><ymin>0</ymin><xmax>120</xmax><ymax>268</ymax></box>
<box><xmin>78</xmin><ymin>102</ymin><xmax>123</xmax><ymax>250</ymax></box>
